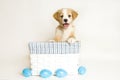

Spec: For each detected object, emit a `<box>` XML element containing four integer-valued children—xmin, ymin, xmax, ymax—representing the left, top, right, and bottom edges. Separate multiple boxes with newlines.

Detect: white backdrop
<box><xmin>0</xmin><ymin>0</ymin><xmax>120</xmax><ymax>80</ymax></box>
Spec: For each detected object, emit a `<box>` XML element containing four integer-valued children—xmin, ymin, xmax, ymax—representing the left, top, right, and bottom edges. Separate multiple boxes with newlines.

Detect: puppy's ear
<box><xmin>53</xmin><ymin>11</ymin><xmax>59</xmax><ymax>21</ymax></box>
<box><xmin>71</xmin><ymin>9</ymin><xmax>78</xmax><ymax>20</ymax></box>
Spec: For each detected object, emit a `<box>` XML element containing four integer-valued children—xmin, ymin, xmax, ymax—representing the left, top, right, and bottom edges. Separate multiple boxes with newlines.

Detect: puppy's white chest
<box><xmin>62</xmin><ymin>27</ymin><xmax>73</xmax><ymax>41</ymax></box>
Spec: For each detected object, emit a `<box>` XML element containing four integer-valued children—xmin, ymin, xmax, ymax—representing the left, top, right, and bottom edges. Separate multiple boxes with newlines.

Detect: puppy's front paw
<box><xmin>67</xmin><ymin>38</ymin><xmax>76</xmax><ymax>43</ymax></box>
<box><xmin>49</xmin><ymin>40</ymin><xmax>55</xmax><ymax>42</ymax></box>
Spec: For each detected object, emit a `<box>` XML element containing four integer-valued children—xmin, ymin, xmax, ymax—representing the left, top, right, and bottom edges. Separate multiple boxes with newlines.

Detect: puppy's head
<box><xmin>53</xmin><ymin>8</ymin><xmax>78</xmax><ymax>28</ymax></box>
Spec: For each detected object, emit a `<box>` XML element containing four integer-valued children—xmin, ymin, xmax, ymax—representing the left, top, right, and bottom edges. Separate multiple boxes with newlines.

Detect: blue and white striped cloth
<box><xmin>29</xmin><ymin>42</ymin><xmax>80</xmax><ymax>54</ymax></box>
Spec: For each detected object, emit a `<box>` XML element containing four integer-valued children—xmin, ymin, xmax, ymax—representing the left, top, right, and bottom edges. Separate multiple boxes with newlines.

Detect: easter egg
<box><xmin>40</xmin><ymin>69</ymin><xmax>52</xmax><ymax>78</ymax></box>
<box><xmin>78</xmin><ymin>66</ymin><xmax>86</xmax><ymax>75</ymax></box>
<box><xmin>55</xmin><ymin>69</ymin><xmax>67</xmax><ymax>78</ymax></box>
<box><xmin>22</xmin><ymin>68</ymin><xmax>32</xmax><ymax>77</ymax></box>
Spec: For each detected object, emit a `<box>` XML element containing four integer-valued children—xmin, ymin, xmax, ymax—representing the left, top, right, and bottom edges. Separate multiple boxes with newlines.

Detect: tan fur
<box><xmin>53</xmin><ymin>11</ymin><xmax>59</xmax><ymax>22</ymax></box>
<box><xmin>53</xmin><ymin>10</ymin><xmax>63</xmax><ymax>24</ymax></box>
<box><xmin>53</xmin><ymin>8</ymin><xmax>78</xmax><ymax>43</ymax></box>
<box><xmin>69</xmin><ymin>31</ymin><xmax>76</xmax><ymax>38</ymax></box>
<box><xmin>54</xmin><ymin>36</ymin><xmax>62</xmax><ymax>42</ymax></box>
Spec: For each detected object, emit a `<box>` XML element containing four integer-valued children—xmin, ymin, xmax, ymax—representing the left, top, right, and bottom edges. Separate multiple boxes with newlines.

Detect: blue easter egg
<box><xmin>22</xmin><ymin>68</ymin><xmax>32</xmax><ymax>77</ymax></box>
<box><xmin>55</xmin><ymin>69</ymin><xmax>67</xmax><ymax>78</ymax></box>
<box><xmin>78</xmin><ymin>66</ymin><xmax>86</xmax><ymax>75</ymax></box>
<box><xmin>40</xmin><ymin>69</ymin><xmax>52</xmax><ymax>78</ymax></box>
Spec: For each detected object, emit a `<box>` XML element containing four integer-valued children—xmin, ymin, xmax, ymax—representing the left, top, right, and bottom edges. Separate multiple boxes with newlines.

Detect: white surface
<box><xmin>0</xmin><ymin>0</ymin><xmax>120</xmax><ymax>80</ymax></box>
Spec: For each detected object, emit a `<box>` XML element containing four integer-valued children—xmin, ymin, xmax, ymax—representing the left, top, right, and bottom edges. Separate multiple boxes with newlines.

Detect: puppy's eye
<box><xmin>68</xmin><ymin>15</ymin><xmax>71</xmax><ymax>18</ymax></box>
<box><xmin>60</xmin><ymin>15</ymin><xmax>63</xmax><ymax>18</ymax></box>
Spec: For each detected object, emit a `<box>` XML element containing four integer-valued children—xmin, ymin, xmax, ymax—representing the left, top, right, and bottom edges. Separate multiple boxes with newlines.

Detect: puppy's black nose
<box><xmin>64</xmin><ymin>19</ymin><xmax>68</xmax><ymax>22</ymax></box>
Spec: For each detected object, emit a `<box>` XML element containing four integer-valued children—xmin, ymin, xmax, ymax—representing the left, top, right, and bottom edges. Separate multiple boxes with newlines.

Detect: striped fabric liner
<box><xmin>29</xmin><ymin>42</ymin><xmax>80</xmax><ymax>54</ymax></box>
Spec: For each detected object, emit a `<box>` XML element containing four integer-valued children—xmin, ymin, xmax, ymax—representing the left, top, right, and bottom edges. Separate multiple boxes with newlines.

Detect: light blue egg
<box><xmin>55</xmin><ymin>69</ymin><xmax>67</xmax><ymax>78</ymax></box>
<box><xmin>40</xmin><ymin>69</ymin><xmax>52</xmax><ymax>78</ymax></box>
<box><xmin>78</xmin><ymin>66</ymin><xmax>86</xmax><ymax>75</ymax></box>
<box><xmin>22</xmin><ymin>68</ymin><xmax>32</xmax><ymax>77</ymax></box>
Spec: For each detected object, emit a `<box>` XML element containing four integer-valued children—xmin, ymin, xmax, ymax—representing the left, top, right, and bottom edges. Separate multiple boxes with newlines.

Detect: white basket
<box><xmin>29</xmin><ymin>42</ymin><xmax>80</xmax><ymax>75</ymax></box>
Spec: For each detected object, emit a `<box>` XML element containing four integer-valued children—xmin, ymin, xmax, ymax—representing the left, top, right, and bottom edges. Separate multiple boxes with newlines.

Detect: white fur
<box><xmin>67</xmin><ymin>37</ymin><xmax>76</xmax><ymax>43</ymax></box>
<box><xmin>62</xmin><ymin>25</ymin><xmax>74</xmax><ymax>41</ymax></box>
<box><xmin>55</xmin><ymin>24</ymin><xmax>76</xmax><ymax>43</ymax></box>
<box><xmin>62</xmin><ymin>9</ymin><xmax>72</xmax><ymax>24</ymax></box>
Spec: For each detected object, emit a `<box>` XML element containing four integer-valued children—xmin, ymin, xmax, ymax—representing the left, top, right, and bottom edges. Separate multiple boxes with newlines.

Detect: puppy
<box><xmin>53</xmin><ymin>8</ymin><xmax>78</xmax><ymax>43</ymax></box>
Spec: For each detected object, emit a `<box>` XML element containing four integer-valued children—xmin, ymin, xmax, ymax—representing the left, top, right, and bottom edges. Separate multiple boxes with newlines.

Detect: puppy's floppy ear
<box><xmin>53</xmin><ymin>11</ymin><xmax>59</xmax><ymax>21</ymax></box>
<box><xmin>71</xmin><ymin>9</ymin><xmax>78</xmax><ymax>20</ymax></box>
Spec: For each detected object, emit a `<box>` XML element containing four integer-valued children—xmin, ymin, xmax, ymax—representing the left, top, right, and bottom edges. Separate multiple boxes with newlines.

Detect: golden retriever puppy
<box><xmin>53</xmin><ymin>8</ymin><xmax>78</xmax><ymax>43</ymax></box>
